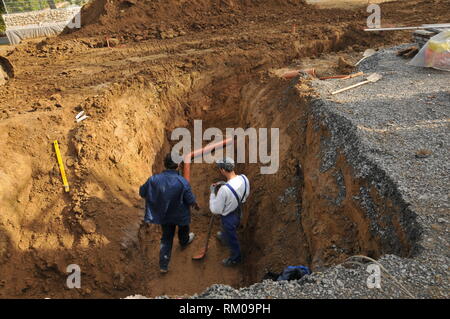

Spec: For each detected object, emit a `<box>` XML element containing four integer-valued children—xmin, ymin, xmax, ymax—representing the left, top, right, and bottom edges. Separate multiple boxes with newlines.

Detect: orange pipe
<box><xmin>282</xmin><ymin>68</ymin><xmax>316</xmax><ymax>79</ymax></box>
<box><xmin>182</xmin><ymin>137</ymin><xmax>234</xmax><ymax>182</ymax></box>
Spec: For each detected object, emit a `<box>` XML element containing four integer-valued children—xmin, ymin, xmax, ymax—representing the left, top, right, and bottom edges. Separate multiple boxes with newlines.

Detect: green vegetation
<box><xmin>2</xmin><ymin>1</ymin><xmax>88</xmax><ymax>14</ymax></box>
<box><xmin>0</xmin><ymin>2</ymin><xmax>5</xmax><ymax>35</ymax></box>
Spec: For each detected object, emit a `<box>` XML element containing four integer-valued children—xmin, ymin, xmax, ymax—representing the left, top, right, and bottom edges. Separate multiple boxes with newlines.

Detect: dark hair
<box><xmin>164</xmin><ymin>153</ymin><xmax>180</xmax><ymax>170</ymax></box>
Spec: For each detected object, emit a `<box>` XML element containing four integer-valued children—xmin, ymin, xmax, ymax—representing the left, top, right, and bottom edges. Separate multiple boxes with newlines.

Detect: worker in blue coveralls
<box><xmin>209</xmin><ymin>157</ymin><xmax>250</xmax><ymax>267</ymax></box>
<box><xmin>139</xmin><ymin>153</ymin><xmax>200</xmax><ymax>273</ymax></box>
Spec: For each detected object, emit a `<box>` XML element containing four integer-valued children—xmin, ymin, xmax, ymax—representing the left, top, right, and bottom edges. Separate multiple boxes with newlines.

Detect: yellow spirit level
<box><xmin>53</xmin><ymin>140</ymin><xmax>70</xmax><ymax>192</ymax></box>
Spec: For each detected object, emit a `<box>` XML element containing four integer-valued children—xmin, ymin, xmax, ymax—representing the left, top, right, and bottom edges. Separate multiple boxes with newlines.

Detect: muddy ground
<box><xmin>0</xmin><ymin>0</ymin><xmax>448</xmax><ymax>298</ymax></box>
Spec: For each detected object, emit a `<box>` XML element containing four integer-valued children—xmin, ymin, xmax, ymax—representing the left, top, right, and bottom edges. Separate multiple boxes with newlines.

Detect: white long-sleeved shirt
<box><xmin>209</xmin><ymin>175</ymin><xmax>250</xmax><ymax>216</ymax></box>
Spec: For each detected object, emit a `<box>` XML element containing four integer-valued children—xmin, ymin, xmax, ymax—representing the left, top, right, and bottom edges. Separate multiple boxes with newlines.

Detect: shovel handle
<box><xmin>203</xmin><ymin>214</ymin><xmax>215</xmax><ymax>253</ymax></box>
<box><xmin>332</xmin><ymin>80</ymin><xmax>369</xmax><ymax>95</ymax></box>
<box><xmin>355</xmin><ymin>56</ymin><xmax>367</xmax><ymax>66</ymax></box>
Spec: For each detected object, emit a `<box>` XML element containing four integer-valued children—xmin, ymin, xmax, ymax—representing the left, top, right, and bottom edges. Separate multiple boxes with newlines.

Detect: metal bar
<box><xmin>365</xmin><ymin>26</ymin><xmax>424</xmax><ymax>31</ymax></box>
<box><xmin>53</xmin><ymin>140</ymin><xmax>70</xmax><ymax>193</ymax></box>
<box><xmin>422</xmin><ymin>23</ymin><xmax>450</xmax><ymax>28</ymax></box>
<box><xmin>365</xmin><ymin>23</ymin><xmax>450</xmax><ymax>32</ymax></box>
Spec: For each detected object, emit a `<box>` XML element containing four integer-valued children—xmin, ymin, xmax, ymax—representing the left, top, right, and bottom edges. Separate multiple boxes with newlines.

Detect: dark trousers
<box><xmin>221</xmin><ymin>210</ymin><xmax>242</xmax><ymax>262</ymax></box>
<box><xmin>160</xmin><ymin>224</ymin><xmax>190</xmax><ymax>269</ymax></box>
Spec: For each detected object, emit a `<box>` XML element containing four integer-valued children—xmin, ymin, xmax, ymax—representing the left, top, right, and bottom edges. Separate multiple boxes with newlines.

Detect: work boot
<box><xmin>160</xmin><ymin>268</ymin><xmax>168</xmax><ymax>274</ymax></box>
<box><xmin>222</xmin><ymin>257</ymin><xmax>241</xmax><ymax>267</ymax></box>
<box><xmin>187</xmin><ymin>232</ymin><xmax>195</xmax><ymax>245</ymax></box>
<box><xmin>181</xmin><ymin>232</ymin><xmax>195</xmax><ymax>248</ymax></box>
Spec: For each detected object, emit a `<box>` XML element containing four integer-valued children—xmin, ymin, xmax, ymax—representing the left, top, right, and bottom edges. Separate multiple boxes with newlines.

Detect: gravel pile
<box><xmin>192</xmin><ymin>253</ymin><xmax>448</xmax><ymax>299</ymax></box>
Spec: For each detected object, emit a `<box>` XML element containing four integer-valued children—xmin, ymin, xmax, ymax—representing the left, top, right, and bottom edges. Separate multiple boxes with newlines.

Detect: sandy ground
<box><xmin>0</xmin><ymin>0</ymin><xmax>448</xmax><ymax>298</ymax></box>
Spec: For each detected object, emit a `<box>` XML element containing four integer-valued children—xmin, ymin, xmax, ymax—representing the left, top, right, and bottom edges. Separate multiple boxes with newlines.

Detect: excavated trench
<box><xmin>0</xmin><ymin>57</ymin><xmax>421</xmax><ymax>299</ymax></box>
<box><xmin>57</xmin><ymin>63</ymin><xmax>420</xmax><ymax>298</ymax></box>
<box><xmin>0</xmin><ymin>26</ymin><xmax>423</xmax><ymax>298</ymax></box>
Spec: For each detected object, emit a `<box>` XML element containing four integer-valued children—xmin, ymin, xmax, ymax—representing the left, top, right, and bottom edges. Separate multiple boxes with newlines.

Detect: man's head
<box><xmin>164</xmin><ymin>153</ymin><xmax>181</xmax><ymax>170</ymax></box>
<box><xmin>216</xmin><ymin>157</ymin><xmax>235</xmax><ymax>175</ymax></box>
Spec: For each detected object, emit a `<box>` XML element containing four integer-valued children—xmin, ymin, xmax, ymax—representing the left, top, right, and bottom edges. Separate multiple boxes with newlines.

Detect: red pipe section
<box><xmin>182</xmin><ymin>137</ymin><xmax>234</xmax><ymax>182</ymax></box>
<box><xmin>282</xmin><ymin>68</ymin><xmax>316</xmax><ymax>80</ymax></box>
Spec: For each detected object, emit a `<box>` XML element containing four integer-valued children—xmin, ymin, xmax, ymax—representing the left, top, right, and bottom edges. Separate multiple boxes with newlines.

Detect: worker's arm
<box><xmin>140</xmin><ymin>178</ymin><xmax>154</xmax><ymax>223</ymax></box>
<box><xmin>242</xmin><ymin>175</ymin><xmax>250</xmax><ymax>203</ymax></box>
<box><xmin>139</xmin><ymin>178</ymin><xmax>150</xmax><ymax>198</ymax></box>
<box><xmin>180</xmin><ymin>177</ymin><xmax>200</xmax><ymax>210</ymax></box>
<box><xmin>209</xmin><ymin>186</ymin><xmax>227</xmax><ymax>215</ymax></box>
<box><xmin>183</xmin><ymin>182</ymin><xmax>197</xmax><ymax>206</ymax></box>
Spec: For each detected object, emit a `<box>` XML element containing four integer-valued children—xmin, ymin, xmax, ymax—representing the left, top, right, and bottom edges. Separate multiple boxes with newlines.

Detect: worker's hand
<box><xmin>192</xmin><ymin>203</ymin><xmax>200</xmax><ymax>211</ymax></box>
<box><xmin>211</xmin><ymin>181</ymin><xmax>226</xmax><ymax>195</ymax></box>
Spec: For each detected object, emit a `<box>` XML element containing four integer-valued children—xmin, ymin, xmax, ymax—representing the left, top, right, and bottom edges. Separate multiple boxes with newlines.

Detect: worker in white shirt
<box><xmin>209</xmin><ymin>157</ymin><xmax>250</xmax><ymax>266</ymax></box>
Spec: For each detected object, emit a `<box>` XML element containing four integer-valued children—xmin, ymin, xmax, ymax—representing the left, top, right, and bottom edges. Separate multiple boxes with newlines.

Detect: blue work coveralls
<box><xmin>139</xmin><ymin>170</ymin><xmax>196</xmax><ymax>269</ymax></box>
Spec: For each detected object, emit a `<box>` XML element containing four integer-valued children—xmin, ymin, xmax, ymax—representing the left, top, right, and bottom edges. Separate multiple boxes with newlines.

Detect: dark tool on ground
<box><xmin>0</xmin><ymin>56</ymin><xmax>14</xmax><ymax>85</ymax></box>
<box><xmin>0</xmin><ymin>56</ymin><xmax>14</xmax><ymax>77</ymax></box>
<box><xmin>397</xmin><ymin>46</ymin><xmax>419</xmax><ymax>59</ymax></box>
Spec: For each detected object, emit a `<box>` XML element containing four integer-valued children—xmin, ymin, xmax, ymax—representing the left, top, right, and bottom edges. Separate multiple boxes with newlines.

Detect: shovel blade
<box><xmin>364</xmin><ymin>49</ymin><xmax>376</xmax><ymax>57</ymax></box>
<box><xmin>368</xmin><ymin>73</ymin><xmax>383</xmax><ymax>82</ymax></box>
<box><xmin>192</xmin><ymin>248</ymin><xmax>207</xmax><ymax>260</ymax></box>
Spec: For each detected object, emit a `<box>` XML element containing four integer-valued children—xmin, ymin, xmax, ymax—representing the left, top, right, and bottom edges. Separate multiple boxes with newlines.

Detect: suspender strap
<box><xmin>241</xmin><ymin>175</ymin><xmax>247</xmax><ymax>202</ymax></box>
<box><xmin>224</xmin><ymin>175</ymin><xmax>248</xmax><ymax>213</ymax></box>
<box><xmin>225</xmin><ymin>183</ymin><xmax>242</xmax><ymax>210</ymax></box>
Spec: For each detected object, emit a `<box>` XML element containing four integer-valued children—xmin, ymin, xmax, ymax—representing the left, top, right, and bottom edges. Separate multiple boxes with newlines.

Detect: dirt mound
<box><xmin>65</xmin><ymin>0</ymin><xmax>450</xmax><ymax>43</ymax></box>
<box><xmin>69</xmin><ymin>0</ymin><xmax>306</xmax><ymax>38</ymax></box>
<box><xmin>0</xmin><ymin>56</ymin><xmax>14</xmax><ymax>86</ymax></box>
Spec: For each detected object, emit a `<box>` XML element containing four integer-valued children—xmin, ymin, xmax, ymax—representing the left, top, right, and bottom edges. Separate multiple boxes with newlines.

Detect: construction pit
<box><xmin>0</xmin><ymin>0</ymin><xmax>449</xmax><ymax>298</ymax></box>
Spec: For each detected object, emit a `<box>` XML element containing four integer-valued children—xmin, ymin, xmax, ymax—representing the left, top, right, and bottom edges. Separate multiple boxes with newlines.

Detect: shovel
<box><xmin>355</xmin><ymin>49</ymin><xmax>376</xmax><ymax>66</ymax></box>
<box><xmin>192</xmin><ymin>214</ymin><xmax>215</xmax><ymax>260</ymax></box>
<box><xmin>331</xmin><ymin>73</ymin><xmax>383</xmax><ymax>95</ymax></box>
